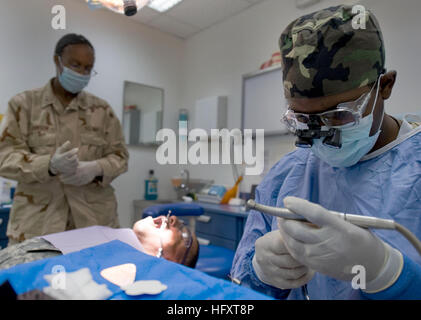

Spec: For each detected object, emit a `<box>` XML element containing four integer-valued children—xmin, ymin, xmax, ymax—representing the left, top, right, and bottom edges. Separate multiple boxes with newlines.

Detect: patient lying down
<box><xmin>0</xmin><ymin>215</ymin><xmax>199</xmax><ymax>271</ymax></box>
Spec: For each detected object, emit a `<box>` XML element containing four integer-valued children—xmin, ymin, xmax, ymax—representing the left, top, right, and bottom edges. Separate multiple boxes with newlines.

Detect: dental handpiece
<box><xmin>246</xmin><ymin>199</ymin><xmax>421</xmax><ymax>256</ymax></box>
<box><xmin>246</xmin><ymin>199</ymin><xmax>396</xmax><ymax>230</ymax></box>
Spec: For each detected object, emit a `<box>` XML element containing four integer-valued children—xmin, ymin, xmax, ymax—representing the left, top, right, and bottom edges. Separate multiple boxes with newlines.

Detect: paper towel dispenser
<box><xmin>194</xmin><ymin>96</ymin><xmax>227</xmax><ymax>134</ymax></box>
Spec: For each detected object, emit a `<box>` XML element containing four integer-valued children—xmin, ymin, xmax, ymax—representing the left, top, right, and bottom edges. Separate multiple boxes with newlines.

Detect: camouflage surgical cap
<box><xmin>280</xmin><ymin>5</ymin><xmax>386</xmax><ymax>99</ymax></box>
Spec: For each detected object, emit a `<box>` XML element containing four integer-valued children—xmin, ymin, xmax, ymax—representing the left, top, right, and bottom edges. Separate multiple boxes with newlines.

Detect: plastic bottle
<box><xmin>179</xmin><ymin>109</ymin><xmax>188</xmax><ymax>143</ymax></box>
<box><xmin>179</xmin><ymin>109</ymin><xmax>188</xmax><ymax>122</ymax></box>
<box><xmin>1</xmin><ymin>181</ymin><xmax>11</xmax><ymax>205</ymax></box>
<box><xmin>144</xmin><ymin>170</ymin><xmax>158</xmax><ymax>200</ymax></box>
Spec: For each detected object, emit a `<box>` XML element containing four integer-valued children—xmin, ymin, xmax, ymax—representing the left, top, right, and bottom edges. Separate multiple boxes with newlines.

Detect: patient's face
<box><xmin>132</xmin><ymin>216</ymin><xmax>195</xmax><ymax>264</ymax></box>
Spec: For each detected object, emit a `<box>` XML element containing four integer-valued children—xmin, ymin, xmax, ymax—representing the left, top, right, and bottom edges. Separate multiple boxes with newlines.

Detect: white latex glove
<box><xmin>60</xmin><ymin>161</ymin><xmax>103</xmax><ymax>187</ymax></box>
<box><xmin>252</xmin><ymin>230</ymin><xmax>315</xmax><ymax>289</ymax></box>
<box><xmin>49</xmin><ymin>141</ymin><xmax>79</xmax><ymax>175</ymax></box>
<box><xmin>278</xmin><ymin>196</ymin><xmax>403</xmax><ymax>292</ymax></box>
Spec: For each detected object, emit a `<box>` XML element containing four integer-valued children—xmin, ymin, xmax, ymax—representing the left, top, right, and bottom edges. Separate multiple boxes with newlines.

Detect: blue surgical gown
<box><xmin>231</xmin><ymin>131</ymin><xmax>421</xmax><ymax>300</ymax></box>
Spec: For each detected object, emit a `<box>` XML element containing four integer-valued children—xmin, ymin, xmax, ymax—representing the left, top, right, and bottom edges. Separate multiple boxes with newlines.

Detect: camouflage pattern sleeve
<box><xmin>96</xmin><ymin>104</ymin><xmax>129</xmax><ymax>186</ymax></box>
<box><xmin>0</xmin><ymin>97</ymin><xmax>52</xmax><ymax>184</ymax></box>
<box><xmin>0</xmin><ymin>238</ymin><xmax>62</xmax><ymax>271</ymax></box>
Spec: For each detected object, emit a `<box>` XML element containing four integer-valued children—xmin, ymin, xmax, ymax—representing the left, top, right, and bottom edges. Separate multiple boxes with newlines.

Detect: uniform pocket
<box><xmin>84</xmin><ymin>185</ymin><xmax>118</xmax><ymax>227</ymax></box>
<box><xmin>27</xmin><ymin>133</ymin><xmax>56</xmax><ymax>155</ymax></box>
<box><xmin>9</xmin><ymin>188</ymin><xmax>52</xmax><ymax>239</ymax></box>
<box><xmin>80</xmin><ymin>133</ymin><xmax>106</xmax><ymax>161</ymax></box>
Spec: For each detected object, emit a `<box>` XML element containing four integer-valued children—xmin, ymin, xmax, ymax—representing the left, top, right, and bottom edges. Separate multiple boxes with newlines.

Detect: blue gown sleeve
<box><xmin>229</xmin><ymin>187</ymin><xmax>291</xmax><ymax>299</ymax></box>
<box><xmin>362</xmin><ymin>254</ymin><xmax>421</xmax><ymax>300</ymax></box>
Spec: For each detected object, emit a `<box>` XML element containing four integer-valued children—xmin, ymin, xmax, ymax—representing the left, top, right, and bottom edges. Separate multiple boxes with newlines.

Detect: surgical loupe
<box><xmin>293</xmin><ymin>115</ymin><xmax>342</xmax><ymax>148</ymax></box>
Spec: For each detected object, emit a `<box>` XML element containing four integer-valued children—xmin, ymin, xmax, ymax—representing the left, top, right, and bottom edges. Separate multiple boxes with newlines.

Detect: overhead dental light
<box><xmin>147</xmin><ymin>0</ymin><xmax>184</xmax><ymax>12</ymax></box>
<box><xmin>86</xmin><ymin>0</ymin><xmax>184</xmax><ymax>15</ymax></box>
<box><xmin>86</xmin><ymin>0</ymin><xmax>150</xmax><ymax>16</ymax></box>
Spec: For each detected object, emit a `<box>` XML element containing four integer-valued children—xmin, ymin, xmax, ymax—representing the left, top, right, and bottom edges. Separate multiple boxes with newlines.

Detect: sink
<box><xmin>172</xmin><ymin>177</ymin><xmax>214</xmax><ymax>191</ymax></box>
<box><xmin>187</xmin><ymin>178</ymin><xmax>213</xmax><ymax>191</ymax></box>
<box><xmin>171</xmin><ymin>174</ymin><xmax>213</xmax><ymax>199</ymax></box>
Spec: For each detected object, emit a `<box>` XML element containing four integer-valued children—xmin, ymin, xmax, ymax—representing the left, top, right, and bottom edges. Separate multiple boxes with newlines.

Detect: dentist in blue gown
<box><xmin>230</xmin><ymin>5</ymin><xmax>421</xmax><ymax>300</ymax></box>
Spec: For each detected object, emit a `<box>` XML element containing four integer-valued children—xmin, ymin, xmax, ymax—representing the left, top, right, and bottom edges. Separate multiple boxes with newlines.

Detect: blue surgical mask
<box><xmin>310</xmin><ymin>76</ymin><xmax>383</xmax><ymax>168</ymax></box>
<box><xmin>58</xmin><ymin>58</ymin><xmax>91</xmax><ymax>94</ymax></box>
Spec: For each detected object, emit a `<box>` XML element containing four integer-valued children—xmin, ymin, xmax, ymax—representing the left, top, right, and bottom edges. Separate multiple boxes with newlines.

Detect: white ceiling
<box><xmin>127</xmin><ymin>0</ymin><xmax>267</xmax><ymax>39</ymax></box>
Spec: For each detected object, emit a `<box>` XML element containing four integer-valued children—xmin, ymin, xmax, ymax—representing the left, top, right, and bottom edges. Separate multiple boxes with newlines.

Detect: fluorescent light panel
<box><xmin>86</xmin><ymin>0</ymin><xmax>150</xmax><ymax>14</ymax></box>
<box><xmin>148</xmin><ymin>0</ymin><xmax>184</xmax><ymax>12</ymax></box>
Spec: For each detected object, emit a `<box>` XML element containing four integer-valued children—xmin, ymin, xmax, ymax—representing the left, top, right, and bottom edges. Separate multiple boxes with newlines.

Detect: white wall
<box><xmin>0</xmin><ymin>0</ymin><xmax>185</xmax><ymax>227</ymax></box>
<box><xmin>180</xmin><ymin>0</ymin><xmax>421</xmax><ymax>193</ymax></box>
<box><xmin>358</xmin><ymin>0</ymin><xmax>421</xmax><ymax>115</ymax></box>
<box><xmin>180</xmin><ymin>0</ymin><xmax>354</xmax><ymax>192</ymax></box>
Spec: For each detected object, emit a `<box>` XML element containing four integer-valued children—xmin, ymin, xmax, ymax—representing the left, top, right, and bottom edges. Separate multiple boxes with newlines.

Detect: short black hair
<box><xmin>185</xmin><ymin>238</ymin><xmax>200</xmax><ymax>268</ymax></box>
<box><xmin>55</xmin><ymin>33</ymin><xmax>94</xmax><ymax>57</ymax></box>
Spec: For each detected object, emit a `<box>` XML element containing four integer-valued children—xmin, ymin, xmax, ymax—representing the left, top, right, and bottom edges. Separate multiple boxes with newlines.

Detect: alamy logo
<box><xmin>351</xmin><ymin>265</ymin><xmax>366</xmax><ymax>290</ymax></box>
<box><xmin>51</xmin><ymin>265</ymin><xmax>66</xmax><ymax>290</ymax></box>
<box><xmin>352</xmin><ymin>5</ymin><xmax>367</xmax><ymax>30</ymax></box>
<box><xmin>156</xmin><ymin>121</ymin><xmax>265</xmax><ymax>176</ymax></box>
<box><xmin>51</xmin><ymin>5</ymin><xmax>66</xmax><ymax>30</ymax></box>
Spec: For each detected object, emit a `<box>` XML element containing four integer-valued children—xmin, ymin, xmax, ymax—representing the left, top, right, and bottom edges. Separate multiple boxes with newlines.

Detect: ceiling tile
<box><xmin>147</xmin><ymin>14</ymin><xmax>201</xmax><ymax>39</ymax></box>
<box><xmin>244</xmin><ymin>0</ymin><xmax>265</xmax><ymax>3</ymax></box>
<box><xmin>86</xmin><ymin>0</ymin><xmax>269</xmax><ymax>39</ymax></box>
<box><xmin>166</xmin><ymin>0</ymin><xmax>252</xmax><ymax>29</ymax></box>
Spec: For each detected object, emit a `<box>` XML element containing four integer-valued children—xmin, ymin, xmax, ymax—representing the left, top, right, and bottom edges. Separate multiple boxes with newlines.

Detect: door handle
<box><xmin>197</xmin><ymin>215</ymin><xmax>211</xmax><ymax>223</ymax></box>
<box><xmin>197</xmin><ymin>237</ymin><xmax>210</xmax><ymax>245</ymax></box>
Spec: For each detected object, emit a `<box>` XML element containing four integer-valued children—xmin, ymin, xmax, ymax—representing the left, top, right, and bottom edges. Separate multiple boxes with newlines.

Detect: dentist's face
<box><xmin>133</xmin><ymin>216</ymin><xmax>197</xmax><ymax>265</ymax></box>
<box><xmin>287</xmin><ymin>71</ymin><xmax>397</xmax><ymax>137</ymax></box>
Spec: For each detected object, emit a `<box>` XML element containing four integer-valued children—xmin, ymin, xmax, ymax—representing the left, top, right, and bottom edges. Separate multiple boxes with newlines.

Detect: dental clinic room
<box><xmin>0</xmin><ymin>0</ymin><xmax>421</xmax><ymax>304</ymax></box>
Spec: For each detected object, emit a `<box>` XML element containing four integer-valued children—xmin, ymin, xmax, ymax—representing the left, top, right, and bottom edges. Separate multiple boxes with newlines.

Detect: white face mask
<box><xmin>310</xmin><ymin>75</ymin><xmax>384</xmax><ymax>168</ymax></box>
<box><xmin>58</xmin><ymin>57</ymin><xmax>91</xmax><ymax>94</ymax></box>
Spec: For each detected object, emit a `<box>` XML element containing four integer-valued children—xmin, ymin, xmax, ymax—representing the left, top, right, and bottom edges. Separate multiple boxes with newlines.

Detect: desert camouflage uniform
<box><xmin>0</xmin><ymin>79</ymin><xmax>129</xmax><ymax>243</ymax></box>
<box><xmin>279</xmin><ymin>5</ymin><xmax>386</xmax><ymax>99</ymax></box>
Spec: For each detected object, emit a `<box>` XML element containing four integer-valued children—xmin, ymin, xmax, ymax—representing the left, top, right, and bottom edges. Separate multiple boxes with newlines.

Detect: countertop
<box><xmin>133</xmin><ymin>199</ymin><xmax>250</xmax><ymax>218</ymax></box>
<box><xmin>195</xmin><ymin>202</ymin><xmax>250</xmax><ymax>218</ymax></box>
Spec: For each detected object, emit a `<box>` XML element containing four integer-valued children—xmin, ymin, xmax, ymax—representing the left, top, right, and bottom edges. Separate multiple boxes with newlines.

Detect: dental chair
<box><xmin>142</xmin><ymin>203</ymin><xmax>235</xmax><ymax>280</ymax></box>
